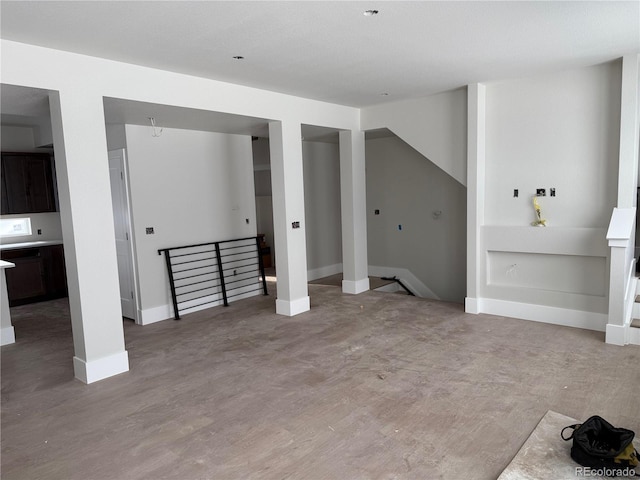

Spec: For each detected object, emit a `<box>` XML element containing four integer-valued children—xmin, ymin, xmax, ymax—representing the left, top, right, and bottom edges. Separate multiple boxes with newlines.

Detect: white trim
<box><xmin>368</xmin><ymin>265</ymin><xmax>440</xmax><ymax>299</ymax></box>
<box><xmin>605</xmin><ymin>324</ymin><xmax>628</xmax><ymax>346</ymax></box>
<box><xmin>140</xmin><ymin>289</ymin><xmax>263</xmax><ymax>324</ymax></box>
<box><xmin>276</xmin><ymin>296</ymin><xmax>310</xmax><ymax>316</ymax></box>
<box><xmin>342</xmin><ymin>277</ymin><xmax>370</xmax><ymax>295</ymax></box>
<box><xmin>307</xmin><ymin>263</ymin><xmax>342</xmax><ymax>282</ymax></box>
<box><xmin>629</xmin><ymin>326</ymin><xmax>640</xmax><ymax>345</ymax></box>
<box><xmin>470</xmin><ymin>297</ymin><xmax>607</xmax><ymax>332</ymax></box>
<box><xmin>1</xmin><ymin>326</ymin><xmax>16</xmax><ymax>346</ymax></box>
<box><xmin>73</xmin><ymin>350</ymin><xmax>129</xmax><ymax>384</ymax></box>
<box><xmin>140</xmin><ymin>304</ymin><xmax>173</xmax><ymax>325</ymax></box>
<box><xmin>465</xmin><ymin>297</ymin><xmax>482</xmax><ymax>314</ymax></box>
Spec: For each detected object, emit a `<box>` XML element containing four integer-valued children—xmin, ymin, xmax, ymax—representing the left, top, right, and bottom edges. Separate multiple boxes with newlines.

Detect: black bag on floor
<box><xmin>561</xmin><ymin>415</ymin><xmax>639</xmax><ymax>474</ymax></box>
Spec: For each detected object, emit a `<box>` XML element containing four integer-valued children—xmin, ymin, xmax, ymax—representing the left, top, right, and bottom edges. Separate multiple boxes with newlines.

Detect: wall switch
<box><xmin>245</xmin><ymin>218</ymin><xmax>250</xmax><ymax>224</ymax></box>
<box><xmin>37</xmin><ymin>229</ymin><xmax>42</xmax><ymax>235</ymax></box>
<box><xmin>536</xmin><ymin>188</ymin><xmax>546</xmax><ymax>196</ymax></box>
<box><xmin>398</xmin><ymin>224</ymin><xmax>402</xmax><ymax>231</ymax></box>
<box><xmin>146</xmin><ymin>227</ymin><xmax>155</xmax><ymax>234</ymax></box>
<box><xmin>550</xmin><ymin>188</ymin><xmax>556</xmax><ymax>197</ymax></box>
<box><xmin>374</xmin><ymin>209</ymin><xmax>380</xmax><ymax>215</ymax></box>
<box><xmin>513</xmin><ymin>189</ymin><xmax>518</xmax><ymax>198</ymax></box>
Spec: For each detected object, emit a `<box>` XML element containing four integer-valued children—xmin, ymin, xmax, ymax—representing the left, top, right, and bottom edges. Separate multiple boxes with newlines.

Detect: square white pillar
<box><xmin>339</xmin><ymin>129</ymin><xmax>369</xmax><ymax>294</ymax></box>
<box><xmin>269</xmin><ymin>121</ymin><xmax>310</xmax><ymax>316</ymax></box>
<box><xmin>465</xmin><ymin>83</ymin><xmax>486</xmax><ymax>312</ymax></box>
<box><xmin>1</xmin><ymin>262</ymin><xmax>16</xmax><ymax>346</ymax></box>
<box><xmin>49</xmin><ymin>90</ymin><xmax>129</xmax><ymax>383</ymax></box>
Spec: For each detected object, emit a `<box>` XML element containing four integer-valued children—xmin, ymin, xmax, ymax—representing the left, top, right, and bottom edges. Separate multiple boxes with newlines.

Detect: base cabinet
<box><xmin>1</xmin><ymin>245</ymin><xmax>67</xmax><ymax>306</ymax></box>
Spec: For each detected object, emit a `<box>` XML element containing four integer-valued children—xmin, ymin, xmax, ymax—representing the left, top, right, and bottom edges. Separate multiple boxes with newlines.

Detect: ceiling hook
<box><xmin>148</xmin><ymin>117</ymin><xmax>163</xmax><ymax>137</ymax></box>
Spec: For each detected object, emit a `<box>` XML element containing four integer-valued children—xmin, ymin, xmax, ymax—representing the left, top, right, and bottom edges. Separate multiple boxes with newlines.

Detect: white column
<box><xmin>0</xmin><ymin>261</ymin><xmax>16</xmax><ymax>346</ymax></box>
<box><xmin>617</xmin><ymin>54</ymin><xmax>640</xmax><ymax>209</ymax></box>
<box><xmin>339</xmin><ymin>129</ymin><xmax>370</xmax><ymax>294</ymax></box>
<box><xmin>465</xmin><ymin>84</ymin><xmax>486</xmax><ymax>314</ymax></box>
<box><xmin>605</xmin><ymin>207</ymin><xmax>636</xmax><ymax>346</ymax></box>
<box><xmin>269</xmin><ymin>120</ymin><xmax>310</xmax><ymax>316</ymax></box>
<box><xmin>49</xmin><ymin>90</ymin><xmax>129</xmax><ymax>383</ymax></box>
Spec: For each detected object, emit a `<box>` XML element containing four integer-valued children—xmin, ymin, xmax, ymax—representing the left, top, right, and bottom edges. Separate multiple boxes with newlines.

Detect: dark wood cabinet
<box><xmin>1</xmin><ymin>153</ymin><xmax>57</xmax><ymax>214</ymax></box>
<box><xmin>1</xmin><ymin>245</ymin><xmax>67</xmax><ymax>306</ymax></box>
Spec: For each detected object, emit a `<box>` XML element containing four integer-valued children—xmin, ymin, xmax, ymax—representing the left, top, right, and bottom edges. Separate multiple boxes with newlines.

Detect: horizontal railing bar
<box><xmin>175</xmin><ymin>278</ymin><xmax>221</xmax><ymax>289</ymax></box>
<box><xmin>173</xmin><ymin>265</ymin><xmax>218</xmax><ymax>274</ymax></box>
<box><xmin>222</xmin><ymin>261</ymin><xmax>258</xmax><ymax>270</ymax></box>
<box><xmin>219</xmin><ymin>239</ymin><xmax>256</xmax><ymax>247</ymax></box>
<box><xmin>218</xmin><ymin>246</ymin><xmax>256</xmax><ymax>254</ymax></box>
<box><xmin>178</xmin><ymin>299</ymin><xmax>222</xmax><ymax>311</ymax></box>
<box><xmin>159</xmin><ymin>236</ymin><xmax>259</xmax><ymax>255</ymax></box>
<box><xmin>222</xmin><ymin>271</ymin><xmax>258</xmax><ymax>280</ymax></box>
<box><xmin>168</xmin><ymin>249</ymin><xmax>217</xmax><ymax>259</ymax></box>
<box><xmin>221</xmin><ymin>249</ymin><xmax>258</xmax><ymax>259</ymax></box>
<box><xmin>224</xmin><ymin>275</ymin><xmax>259</xmax><ymax>283</ymax></box>
<box><xmin>171</xmin><ymin>256</ymin><xmax>217</xmax><ymax>267</ymax></box>
<box><xmin>219</xmin><ymin>241</ymin><xmax>255</xmax><ymax>248</ymax></box>
<box><xmin>177</xmin><ymin>292</ymin><xmax>223</xmax><ymax>305</ymax></box>
<box><xmin>225</xmin><ymin>279</ymin><xmax>259</xmax><ymax>289</ymax></box>
<box><xmin>226</xmin><ymin>287</ymin><xmax>263</xmax><ymax>299</ymax></box>
<box><xmin>176</xmin><ymin>285</ymin><xmax>221</xmax><ymax>297</ymax></box>
<box><xmin>221</xmin><ymin>254</ymin><xmax>257</xmax><ymax>262</ymax></box>
<box><xmin>173</xmin><ymin>270</ymin><xmax>219</xmax><ymax>282</ymax></box>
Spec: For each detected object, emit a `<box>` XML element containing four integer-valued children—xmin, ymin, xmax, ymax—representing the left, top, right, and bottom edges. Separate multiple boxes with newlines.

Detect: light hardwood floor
<box><xmin>2</xmin><ymin>283</ymin><xmax>639</xmax><ymax>480</ymax></box>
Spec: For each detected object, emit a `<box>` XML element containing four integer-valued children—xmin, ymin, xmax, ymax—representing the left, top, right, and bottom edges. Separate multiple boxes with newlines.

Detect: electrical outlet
<box><xmin>513</xmin><ymin>189</ymin><xmax>518</xmax><ymax>198</ymax></box>
<box><xmin>536</xmin><ymin>188</ymin><xmax>546</xmax><ymax>197</ymax></box>
<box><xmin>550</xmin><ymin>188</ymin><xmax>556</xmax><ymax>197</ymax></box>
<box><xmin>146</xmin><ymin>227</ymin><xmax>155</xmax><ymax>234</ymax></box>
<box><xmin>292</xmin><ymin>221</ymin><xmax>300</xmax><ymax>229</ymax></box>
<box><xmin>374</xmin><ymin>209</ymin><xmax>380</xmax><ymax>215</ymax></box>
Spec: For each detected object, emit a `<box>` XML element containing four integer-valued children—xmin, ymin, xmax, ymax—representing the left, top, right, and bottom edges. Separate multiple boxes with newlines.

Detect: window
<box><xmin>0</xmin><ymin>217</ymin><xmax>32</xmax><ymax>238</ymax></box>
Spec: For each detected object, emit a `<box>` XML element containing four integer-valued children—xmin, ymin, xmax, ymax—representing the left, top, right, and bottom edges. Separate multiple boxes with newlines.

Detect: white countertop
<box><xmin>0</xmin><ymin>240</ymin><xmax>63</xmax><ymax>251</ymax></box>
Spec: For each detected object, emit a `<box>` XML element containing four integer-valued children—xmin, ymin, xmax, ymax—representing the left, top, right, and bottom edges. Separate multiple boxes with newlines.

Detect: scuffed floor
<box><xmin>2</xmin><ymin>283</ymin><xmax>640</xmax><ymax>480</ymax></box>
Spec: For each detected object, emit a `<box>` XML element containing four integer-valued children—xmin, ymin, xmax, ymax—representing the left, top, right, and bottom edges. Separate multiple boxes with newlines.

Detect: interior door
<box><xmin>108</xmin><ymin>149</ymin><xmax>137</xmax><ymax>321</ymax></box>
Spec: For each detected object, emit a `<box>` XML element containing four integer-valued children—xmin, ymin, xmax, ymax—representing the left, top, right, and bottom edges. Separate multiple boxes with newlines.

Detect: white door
<box><xmin>108</xmin><ymin>149</ymin><xmax>137</xmax><ymax>321</ymax></box>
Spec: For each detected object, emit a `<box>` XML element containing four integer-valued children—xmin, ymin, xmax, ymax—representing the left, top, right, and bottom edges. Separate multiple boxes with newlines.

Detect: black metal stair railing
<box><xmin>158</xmin><ymin>236</ymin><xmax>268</xmax><ymax>320</ymax></box>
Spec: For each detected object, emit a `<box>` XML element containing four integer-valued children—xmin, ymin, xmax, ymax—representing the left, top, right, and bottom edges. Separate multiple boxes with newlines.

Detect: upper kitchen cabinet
<box><xmin>1</xmin><ymin>153</ymin><xmax>57</xmax><ymax>214</ymax></box>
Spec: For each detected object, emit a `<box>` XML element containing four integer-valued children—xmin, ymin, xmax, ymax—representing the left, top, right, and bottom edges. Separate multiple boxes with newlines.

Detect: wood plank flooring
<box><xmin>2</xmin><ymin>284</ymin><xmax>639</xmax><ymax>480</ymax></box>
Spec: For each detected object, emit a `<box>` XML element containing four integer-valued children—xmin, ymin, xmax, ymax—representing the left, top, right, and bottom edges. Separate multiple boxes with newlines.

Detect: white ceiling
<box><xmin>1</xmin><ymin>1</ymin><xmax>638</xmax><ymax>142</ymax></box>
<box><xmin>1</xmin><ymin>1</ymin><xmax>638</xmax><ymax>108</ymax></box>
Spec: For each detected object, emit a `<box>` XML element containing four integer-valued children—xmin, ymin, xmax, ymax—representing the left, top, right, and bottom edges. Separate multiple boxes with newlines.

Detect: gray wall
<box><xmin>253</xmin><ymin>138</ymin><xmax>343</xmax><ymax>278</ymax></box>
<box><xmin>366</xmin><ymin>135</ymin><xmax>467</xmax><ymax>302</ymax></box>
<box><xmin>303</xmin><ymin>141</ymin><xmax>342</xmax><ymax>274</ymax></box>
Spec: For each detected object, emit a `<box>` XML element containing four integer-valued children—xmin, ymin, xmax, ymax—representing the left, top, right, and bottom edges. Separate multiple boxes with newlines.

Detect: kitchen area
<box><xmin>1</xmin><ymin>150</ymin><xmax>67</xmax><ymax>346</ymax></box>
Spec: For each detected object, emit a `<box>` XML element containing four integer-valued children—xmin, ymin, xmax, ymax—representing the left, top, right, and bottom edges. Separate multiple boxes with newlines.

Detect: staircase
<box><xmin>630</xmin><ymin>294</ymin><xmax>640</xmax><ymax>345</ymax></box>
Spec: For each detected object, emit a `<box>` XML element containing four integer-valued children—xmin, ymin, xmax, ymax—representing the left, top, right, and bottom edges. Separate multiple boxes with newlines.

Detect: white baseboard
<box><xmin>276</xmin><ymin>296</ymin><xmax>310</xmax><ymax>316</ymax></box>
<box><xmin>630</xmin><ymin>325</ymin><xmax>640</xmax><ymax>345</ymax></box>
<box><xmin>368</xmin><ymin>265</ymin><xmax>439</xmax><ymax>299</ymax></box>
<box><xmin>342</xmin><ymin>277</ymin><xmax>370</xmax><ymax>294</ymax></box>
<box><xmin>464</xmin><ymin>297</ymin><xmax>481</xmax><ymax>314</ymax></box>
<box><xmin>141</xmin><ymin>289</ymin><xmax>264</xmax><ymax>325</ymax></box>
<box><xmin>468</xmin><ymin>297</ymin><xmax>607</xmax><ymax>332</ymax></box>
<box><xmin>140</xmin><ymin>304</ymin><xmax>173</xmax><ymax>325</ymax></box>
<box><xmin>307</xmin><ymin>263</ymin><xmax>342</xmax><ymax>282</ymax></box>
<box><xmin>73</xmin><ymin>350</ymin><xmax>129</xmax><ymax>384</ymax></box>
<box><xmin>605</xmin><ymin>323</ymin><xmax>628</xmax><ymax>346</ymax></box>
<box><xmin>1</xmin><ymin>326</ymin><xmax>15</xmax><ymax>346</ymax></box>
